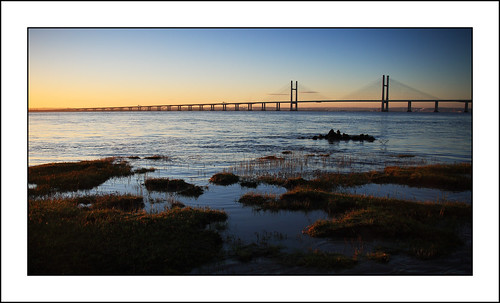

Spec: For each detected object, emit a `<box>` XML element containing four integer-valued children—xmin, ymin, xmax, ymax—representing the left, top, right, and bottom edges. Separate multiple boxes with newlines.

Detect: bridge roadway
<box><xmin>58</xmin><ymin>99</ymin><xmax>472</xmax><ymax>113</ymax></box>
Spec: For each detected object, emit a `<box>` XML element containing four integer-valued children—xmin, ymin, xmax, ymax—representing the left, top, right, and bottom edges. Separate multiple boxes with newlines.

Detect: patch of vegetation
<box><xmin>87</xmin><ymin>194</ymin><xmax>145</xmax><ymax>212</ymax></box>
<box><xmin>170</xmin><ymin>201</ymin><xmax>186</xmax><ymax>209</ymax></box>
<box><xmin>239</xmin><ymin>189</ymin><xmax>354</xmax><ymax>214</ymax></box>
<box><xmin>209</xmin><ymin>172</ymin><xmax>240</xmax><ymax>185</ymax></box>
<box><xmin>303</xmin><ymin>194</ymin><xmax>471</xmax><ymax>259</ymax></box>
<box><xmin>256</xmin><ymin>175</ymin><xmax>287</xmax><ymax>187</ymax></box>
<box><xmin>28</xmin><ymin>196</ymin><xmax>227</xmax><ymax>274</ymax></box>
<box><xmin>238</xmin><ymin>192</ymin><xmax>279</xmax><ymax>211</ymax></box>
<box><xmin>239</xmin><ymin>187</ymin><xmax>471</xmax><ymax>260</ymax></box>
<box><xmin>145</xmin><ymin>178</ymin><xmax>204</xmax><ymax>197</ymax></box>
<box><xmin>28</xmin><ymin>158</ymin><xmax>134</xmax><ymax>196</ymax></box>
<box><xmin>133</xmin><ymin>167</ymin><xmax>156</xmax><ymax>174</ymax></box>
<box><xmin>255</xmin><ymin>163</ymin><xmax>472</xmax><ymax>192</ymax></box>
<box><xmin>127</xmin><ymin>156</ymin><xmax>141</xmax><ymax>159</ymax></box>
<box><xmin>396</xmin><ymin>154</ymin><xmax>415</xmax><ymax>158</ymax></box>
<box><xmin>227</xmin><ymin>240</ymin><xmax>356</xmax><ymax>271</ymax></box>
<box><xmin>239</xmin><ymin>177</ymin><xmax>259</xmax><ymax>188</ymax></box>
<box><xmin>374</xmin><ymin>163</ymin><xmax>472</xmax><ymax>191</ymax></box>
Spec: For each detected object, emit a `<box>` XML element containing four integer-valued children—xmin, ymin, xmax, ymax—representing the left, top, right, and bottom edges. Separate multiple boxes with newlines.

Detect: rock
<box><xmin>311</xmin><ymin>130</ymin><xmax>375</xmax><ymax>142</ymax></box>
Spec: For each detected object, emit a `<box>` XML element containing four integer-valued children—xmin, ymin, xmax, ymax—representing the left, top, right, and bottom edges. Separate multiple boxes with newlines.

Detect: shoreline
<box><xmin>28</xmin><ymin>157</ymin><xmax>472</xmax><ymax>275</ymax></box>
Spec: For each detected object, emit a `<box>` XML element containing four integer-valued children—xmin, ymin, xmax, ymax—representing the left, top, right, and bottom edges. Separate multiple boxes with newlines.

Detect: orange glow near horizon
<box><xmin>28</xmin><ymin>29</ymin><xmax>471</xmax><ymax>110</ymax></box>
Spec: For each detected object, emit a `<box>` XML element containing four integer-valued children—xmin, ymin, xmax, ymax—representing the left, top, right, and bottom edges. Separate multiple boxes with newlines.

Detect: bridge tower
<box><xmin>290</xmin><ymin>80</ymin><xmax>298</xmax><ymax>111</ymax></box>
<box><xmin>381</xmin><ymin>75</ymin><xmax>389</xmax><ymax>112</ymax></box>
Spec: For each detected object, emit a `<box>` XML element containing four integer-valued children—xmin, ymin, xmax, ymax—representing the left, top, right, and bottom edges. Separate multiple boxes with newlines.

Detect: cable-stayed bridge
<box><xmin>47</xmin><ymin>76</ymin><xmax>472</xmax><ymax>113</ymax></box>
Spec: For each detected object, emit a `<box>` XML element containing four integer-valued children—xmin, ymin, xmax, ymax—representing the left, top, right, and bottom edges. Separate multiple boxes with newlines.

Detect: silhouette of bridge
<box><xmin>47</xmin><ymin>76</ymin><xmax>472</xmax><ymax>113</ymax></box>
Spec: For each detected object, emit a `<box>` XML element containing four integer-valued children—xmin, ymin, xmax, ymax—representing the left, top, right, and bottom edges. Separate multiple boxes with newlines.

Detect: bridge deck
<box><xmin>68</xmin><ymin>99</ymin><xmax>471</xmax><ymax>111</ymax></box>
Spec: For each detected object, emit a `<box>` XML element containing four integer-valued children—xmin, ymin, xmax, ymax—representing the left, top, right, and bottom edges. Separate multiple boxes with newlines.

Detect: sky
<box><xmin>28</xmin><ymin>28</ymin><xmax>472</xmax><ymax>109</ymax></box>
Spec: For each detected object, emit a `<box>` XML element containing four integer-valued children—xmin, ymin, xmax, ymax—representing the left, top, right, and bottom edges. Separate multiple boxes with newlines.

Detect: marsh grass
<box><xmin>28</xmin><ymin>158</ymin><xmax>134</xmax><ymax>196</ymax></box>
<box><xmin>133</xmin><ymin>167</ymin><xmax>156</xmax><ymax>174</ymax></box>
<box><xmin>373</xmin><ymin>163</ymin><xmax>472</xmax><ymax>191</ymax></box>
<box><xmin>209</xmin><ymin>172</ymin><xmax>240</xmax><ymax>185</ymax></box>
<box><xmin>144</xmin><ymin>155</ymin><xmax>170</xmax><ymax>160</ymax></box>
<box><xmin>227</xmin><ymin>239</ymin><xmax>357</xmax><ymax>271</ymax></box>
<box><xmin>238</xmin><ymin>178</ymin><xmax>259</xmax><ymax>188</ymax></box>
<box><xmin>252</xmin><ymin>163</ymin><xmax>472</xmax><ymax>192</ymax></box>
<box><xmin>87</xmin><ymin>194</ymin><xmax>145</xmax><ymax>212</ymax></box>
<box><xmin>239</xmin><ymin>188</ymin><xmax>471</xmax><ymax>259</ymax></box>
<box><xmin>303</xmin><ymin>194</ymin><xmax>471</xmax><ymax>259</ymax></box>
<box><xmin>28</xmin><ymin>195</ymin><xmax>227</xmax><ymax>274</ymax></box>
<box><xmin>396</xmin><ymin>154</ymin><xmax>415</xmax><ymax>158</ymax></box>
<box><xmin>145</xmin><ymin>178</ymin><xmax>204</xmax><ymax>197</ymax></box>
<box><xmin>228</xmin><ymin>153</ymin><xmax>356</xmax><ymax>180</ymax></box>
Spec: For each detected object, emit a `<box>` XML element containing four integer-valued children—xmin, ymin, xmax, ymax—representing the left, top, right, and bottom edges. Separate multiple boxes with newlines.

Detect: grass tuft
<box><xmin>209</xmin><ymin>172</ymin><xmax>240</xmax><ymax>185</ymax></box>
<box><xmin>28</xmin><ymin>158</ymin><xmax>134</xmax><ymax>196</ymax></box>
<box><xmin>255</xmin><ymin>163</ymin><xmax>471</xmax><ymax>192</ymax></box>
<box><xmin>133</xmin><ymin>167</ymin><xmax>156</xmax><ymax>174</ymax></box>
<box><xmin>29</xmin><ymin>196</ymin><xmax>227</xmax><ymax>274</ymax></box>
<box><xmin>145</xmin><ymin>178</ymin><xmax>204</xmax><ymax>197</ymax></box>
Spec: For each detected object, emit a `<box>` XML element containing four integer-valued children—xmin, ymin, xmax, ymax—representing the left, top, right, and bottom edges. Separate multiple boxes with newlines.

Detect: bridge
<box><xmin>47</xmin><ymin>76</ymin><xmax>472</xmax><ymax>113</ymax></box>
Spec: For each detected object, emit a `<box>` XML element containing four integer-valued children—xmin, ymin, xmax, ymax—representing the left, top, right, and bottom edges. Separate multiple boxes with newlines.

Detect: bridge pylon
<box><xmin>381</xmin><ymin>75</ymin><xmax>389</xmax><ymax>112</ymax></box>
<box><xmin>290</xmin><ymin>80</ymin><xmax>298</xmax><ymax>111</ymax></box>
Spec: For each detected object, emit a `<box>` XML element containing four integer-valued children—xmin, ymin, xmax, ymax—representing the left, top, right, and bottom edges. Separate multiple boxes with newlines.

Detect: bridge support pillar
<box><xmin>464</xmin><ymin>102</ymin><xmax>469</xmax><ymax>113</ymax></box>
<box><xmin>381</xmin><ymin>75</ymin><xmax>389</xmax><ymax>112</ymax></box>
<box><xmin>222</xmin><ymin>104</ymin><xmax>227</xmax><ymax>111</ymax></box>
<box><xmin>276</xmin><ymin>102</ymin><xmax>280</xmax><ymax>111</ymax></box>
<box><xmin>261</xmin><ymin>103</ymin><xmax>266</xmax><ymax>111</ymax></box>
<box><xmin>248</xmin><ymin>104</ymin><xmax>252</xmax><ymax>111</ymax></box>
<box><xmin>167</xmin><ymin>105</ymin><xmax>171</xmax><ymax>111</ymax></box>
<box><xmin>290</xmin><ymin>80</ymin><xmax>298</xmax><ymax>111</ymax></box>
<box><xmin>235</xmin><ymin>104</ymin><xmax>239</xmax><ymax>111</ymax></box>
<box><xmin>434</xmin><ymin>101</ymin><xmax>439</xmax><ymax>112</ymax></box>
<box><xmin>210</xmin><ymin>104</ymin><xmax>214</xmax><ymax>111</ymax></box>
<box><xmin>407</xmin><ymin>101</ymin><xmax>412</xmax><ymax>112</ymax></box>
<box><xmin>178</xmin><ymin>105</ymin><xmax>182</xmax><ymax>111</ymax></box>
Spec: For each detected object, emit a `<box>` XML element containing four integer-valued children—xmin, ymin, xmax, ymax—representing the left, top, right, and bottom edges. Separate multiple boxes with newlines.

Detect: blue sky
<box><xmin>29</xmin><ymin>28</ymin><xmax>472</xmax><ymax>108</ymax></box>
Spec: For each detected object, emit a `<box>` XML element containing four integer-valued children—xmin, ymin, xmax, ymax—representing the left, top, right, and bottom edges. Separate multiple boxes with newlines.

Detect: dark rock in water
<box><xmin>312</xmin><ymin>129</ymin><xmax>375</xmax><ymax>142</ymax></box>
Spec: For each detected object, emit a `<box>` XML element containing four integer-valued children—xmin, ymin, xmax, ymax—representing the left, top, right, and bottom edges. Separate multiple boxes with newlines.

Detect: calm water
<box><xmin>29</xmin><ymin>111</ymin><xmax>471</xmax><ymax>168</ymax></box>
<box><xmin>28</xmin><ymin>111</ymin><xmax>472</xmax><ymax>274</ymax></box>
